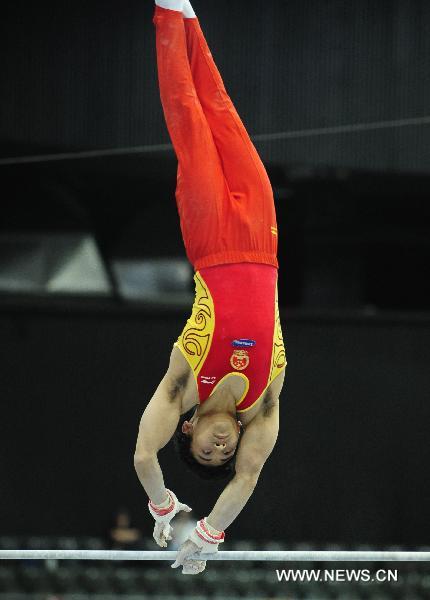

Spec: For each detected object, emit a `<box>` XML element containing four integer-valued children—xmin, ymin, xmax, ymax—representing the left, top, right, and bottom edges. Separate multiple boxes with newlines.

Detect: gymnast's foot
<box><xmin>155</xmin><ymin>0</ymin><xmax>184</xmax><ymax>11</ymax></box>
<box><xmin>154</xmin><ymin>0</ymin><xmax>196</xmax><ymax>18</ymax></box>
<box><xmin>182</xmin><ymin>0</ymin><xmax>196</xmax><ymax>18</ymax></box>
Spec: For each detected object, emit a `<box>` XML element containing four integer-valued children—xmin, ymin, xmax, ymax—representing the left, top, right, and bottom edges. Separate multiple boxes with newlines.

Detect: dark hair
<box><xmin>173</xmin><ymin>410</ymin><xmax>242</xmax><ymax>481</ymax></box>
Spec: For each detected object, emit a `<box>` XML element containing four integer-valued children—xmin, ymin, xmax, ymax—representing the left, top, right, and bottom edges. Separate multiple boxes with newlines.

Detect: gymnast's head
<box><xmin>173</xmin><ymin>409</ymin><xmax>242</xmax><ymax>480</ymax></box>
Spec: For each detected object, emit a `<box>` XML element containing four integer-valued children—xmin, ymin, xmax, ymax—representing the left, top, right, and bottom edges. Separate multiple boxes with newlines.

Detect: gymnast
<box><xmin>134</xmin><ymin>0</ymin><xmax>286</xmax><ymax>574</ymax></box>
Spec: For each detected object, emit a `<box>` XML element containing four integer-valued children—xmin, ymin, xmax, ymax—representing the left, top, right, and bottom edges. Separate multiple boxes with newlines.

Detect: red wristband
<box><xmin>197</xmin><ymin>518</ymin><xmax>225</xmax><ymax>542</ymax></box>
<box><xmin>149</xmin><ymin>491</ymin><xmax>175</xmax><ymax>516</ymax></box>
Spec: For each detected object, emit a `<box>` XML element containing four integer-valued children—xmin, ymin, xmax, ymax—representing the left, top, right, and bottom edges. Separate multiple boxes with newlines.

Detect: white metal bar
<box><xmin>0</xmin><ymin>550</ymin><xmax>430</xmax><ymax>561</ymax></box>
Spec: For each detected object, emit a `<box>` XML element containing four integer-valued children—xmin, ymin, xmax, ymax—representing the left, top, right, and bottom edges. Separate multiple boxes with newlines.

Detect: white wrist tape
<box><xmin>189</xmin><ymin>518</ymin><xmax>225</xmax><ymax>554</ymax></box>
<box><xmin>148</xmin><ymin>489</ymin><xmax>176</xmax><ymax>523</ymax></box>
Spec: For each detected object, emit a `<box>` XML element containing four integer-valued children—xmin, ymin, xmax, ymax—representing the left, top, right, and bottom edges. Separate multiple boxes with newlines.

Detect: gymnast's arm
<box><xmin>206</xmin><ymin>373</ymin><xmax>284</xmax><ymax>532</ymax></box>
<box><xmin>134</xmin><ymin>351</ymin><xmax>185</xmax><ymax>505</ymax></box>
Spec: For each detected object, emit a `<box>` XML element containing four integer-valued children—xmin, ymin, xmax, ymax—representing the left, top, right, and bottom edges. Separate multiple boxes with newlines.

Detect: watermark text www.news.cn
<box><xmin>275</xmin><ymin>569</ymin><xmax>398</xmax><ymax>583</ymax></box>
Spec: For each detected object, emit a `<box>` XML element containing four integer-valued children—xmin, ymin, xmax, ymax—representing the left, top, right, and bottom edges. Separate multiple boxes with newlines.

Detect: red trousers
<box><xmin>154</xmin><ymin>7</ymin><xmax>278</xmax><ymax>270</ymax></box>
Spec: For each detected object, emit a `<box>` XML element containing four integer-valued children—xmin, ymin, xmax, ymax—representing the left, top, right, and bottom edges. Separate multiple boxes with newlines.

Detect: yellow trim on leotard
<box><xmin>269</xmin><ymin>284</ymin><xmax>287</xmax><ymax>381</ymax></box>
<box><xmin>174</xmin><ymin>272</ymin><xmax>215</xmax><ymax>379</ymax></box>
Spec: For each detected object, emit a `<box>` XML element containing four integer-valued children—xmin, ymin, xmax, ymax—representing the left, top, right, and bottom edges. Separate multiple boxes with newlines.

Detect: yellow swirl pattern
<box><xmin>175</xmin><ymin>272</ymin><xmax>215</xmax><ymax>376</ymax></box>
<box><xmin>269</xmin><ymin>284</ymin><xmax>287</xmax><ymax>383</ymax></box>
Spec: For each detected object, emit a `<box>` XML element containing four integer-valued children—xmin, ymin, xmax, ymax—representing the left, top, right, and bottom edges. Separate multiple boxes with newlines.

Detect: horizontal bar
<box><xmin>1</xmin><ymin>550</ymin><xmax>430</xmax><ymax>562</ymax></box>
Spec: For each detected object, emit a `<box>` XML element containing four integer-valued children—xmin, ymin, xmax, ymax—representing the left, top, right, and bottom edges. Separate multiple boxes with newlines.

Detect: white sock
<box><xmin>155</xmin><ymin>0</ymin><xmax>184</xmax><ymax>12</ymax></box>
<box><xmin>182</xmin><ymin>0</ymin><xmax>196</xmax><ymax>18</ymax></box>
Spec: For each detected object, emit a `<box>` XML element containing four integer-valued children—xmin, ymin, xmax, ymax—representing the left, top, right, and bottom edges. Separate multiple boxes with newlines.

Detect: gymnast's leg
<box><xmin>181</xmin><ymin>1</ymin><xmax>278</xmax><ymax>263</ymax></box>
<box><xmin>182</xmin><ymin>3</ymin><xmax>272</xmax><ymax>200</ymax></box>
<box><xmin>153</xmin><ymin>2</ymin><xmax>227</xmax><ymax>267</ymax></box>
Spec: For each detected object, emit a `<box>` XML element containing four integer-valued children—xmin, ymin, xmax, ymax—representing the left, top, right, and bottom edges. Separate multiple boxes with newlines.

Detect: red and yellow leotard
<box><xmin>154</xmin><ymin>6</ymin><xmax>287</xmax><ymax>412</ymax></box>
<box><xmin>175</xmin><ymin>263</ymin><xmax>286</xmax><ymax>413</ymax></box>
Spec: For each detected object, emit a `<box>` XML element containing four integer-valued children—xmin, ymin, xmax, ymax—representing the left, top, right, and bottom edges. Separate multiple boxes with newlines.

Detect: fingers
<box><xmin>171</xmin><ymin>540</ymin><xmax>201</xmax><ymax>569</ymax></box>
<box><xmin>181</xmin><ymin>559</ymin><xmax>207</xmax><ymax>575</ymax></box>
<box><xmin>171</xmin><ymin>547</ymin><xmax>189</xmax><ymax>569</ymax></box>
<box><xmin>178</xmin><ymin>503</ymin><xmax>192</xmax><ymax>513</ymax></box>
<box><xmin>171</xmin><ymin>555</ymin><xmax>182</xmax><ymax>569</ymax></box>
<box><xmin>163</xmin><ymin>523</ymin><xmax>173</xmax><ymax>541</ymax></box>
<box><xmin>153</xmin><ymin>522</ymin><xmax>172</xmax><ymax>548</ymax></box>
<box><xmin>153</xmin><ymin>523</ymin><xmax>165</xmax><ymax>548</ymax></box>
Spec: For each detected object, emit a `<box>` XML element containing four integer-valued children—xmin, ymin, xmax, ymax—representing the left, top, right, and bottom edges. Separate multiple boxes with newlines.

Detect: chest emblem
<box><xmin>230</xmin><ymin>349</ymin><xmax>250</xmax><ymax>371</ymax></box>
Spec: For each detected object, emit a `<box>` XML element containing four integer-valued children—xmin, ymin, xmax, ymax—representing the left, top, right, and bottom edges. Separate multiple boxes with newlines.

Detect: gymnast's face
<box><xmin>182</xmin><ymin>413</ymin><xmax>241</xmax><ymax>467</ymax></box>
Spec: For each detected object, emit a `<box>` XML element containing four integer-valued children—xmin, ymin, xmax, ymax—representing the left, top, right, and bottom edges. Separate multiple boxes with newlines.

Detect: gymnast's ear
<box><xmin>182</xmin><ymin>421</ymin><xmax>193</xmax><ymax>435</ymax></box>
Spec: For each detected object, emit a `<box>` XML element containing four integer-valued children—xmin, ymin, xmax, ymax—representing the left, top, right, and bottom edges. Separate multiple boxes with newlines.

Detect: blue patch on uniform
<box><xmin>232</xmin><ymin>339</ymin><xmax>256</xmax><ymax>348</ymax></box>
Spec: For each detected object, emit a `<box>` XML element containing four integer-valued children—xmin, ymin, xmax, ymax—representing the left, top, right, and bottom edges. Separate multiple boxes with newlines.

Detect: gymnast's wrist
<box><xmin>148</xmin><ymin>489</ymin><xmax>175</xmax><ymax>516</ymax></box>
<box><xmin>189</xmin><ymin>517</ymin><xmax>225</xmax><ymax>552</ymax></box>
<box><xmin>151</xmin><ymin>492</ymin><xmax>170</xmax><ymax>509</ymax></box>
<box><xmin>204</xmin><ymin>519</ymin><xmax>224</xmax><ymax>537</ymax></box>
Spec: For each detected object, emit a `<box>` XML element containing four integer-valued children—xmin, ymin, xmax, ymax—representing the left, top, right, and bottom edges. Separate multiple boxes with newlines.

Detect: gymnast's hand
<box><xmin>148</xmin><ymin>489</ymin><xmax>192</xmax><ymax>548</ymax></box>
<box><xmin>171</xmin><ymin>517</ymin><xmax>225</xmax><ymax>575</ymax></box>
<box><xmin>171</xmin><ymin>539</ymin><xmax>206</xmax><ymax>575</ymax></box>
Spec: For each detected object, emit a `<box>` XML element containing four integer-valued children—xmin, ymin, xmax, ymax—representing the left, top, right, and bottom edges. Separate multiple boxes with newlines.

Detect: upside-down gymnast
<box><xmin>134</xmin><ymin>0</ymin><xmax>287</xmax><ymax>574</ymax></box>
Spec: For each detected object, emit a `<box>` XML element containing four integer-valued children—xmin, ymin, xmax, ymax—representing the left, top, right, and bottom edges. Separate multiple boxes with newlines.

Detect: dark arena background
<box><xmin>1</xmin><ymin>0</ymin><xmax>430</xmax><ymax>599</ymax></box>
